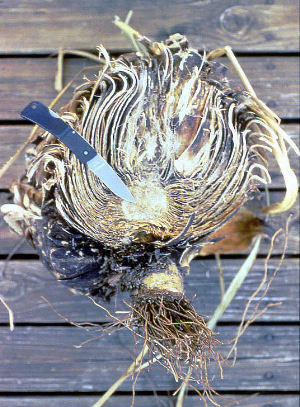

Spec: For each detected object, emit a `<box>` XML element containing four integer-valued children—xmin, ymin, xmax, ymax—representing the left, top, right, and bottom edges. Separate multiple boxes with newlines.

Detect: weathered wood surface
<box><xmin>0</xmin><ymin>325</ymin><xmax>298</xmax><ymax>391</ymax></box>
<box><xmin>0</xmin><ymin>1</ymin><xmax>298</xmax><ymax>53</ymax></box>
<box><xmin>0</xmin><ymin>2</ymin><xmax>298</xmax><ymax>404</ymax></box>
<box><xmin>0</xmin><ymin>123</ymin><xmax>298</xmax><ymax>189</ymax></box>
<box><xmin>0</xmin><ymin>259</ymin><xmax>298</xmax><ymax>323</ymax></box>
<box><xmin>0</xmin><ymin>395</ymin><xmax>298</xmax><ymax>407</ymax></box>
<box><xmin>0</xmin><ymin>56</ymin><xmax>298</xmax><ymax>121</ymax></box>
<box><xmin>1</xmin><ymin>190</ymin><xmax>298</xmax><ymax>255</ymax></box>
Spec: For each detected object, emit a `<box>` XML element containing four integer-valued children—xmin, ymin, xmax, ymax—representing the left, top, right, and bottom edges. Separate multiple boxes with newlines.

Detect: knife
<box><xmin>21</xmin><ymin>101</ymin><xmax>135</xmax><ymax>203</ymax></box>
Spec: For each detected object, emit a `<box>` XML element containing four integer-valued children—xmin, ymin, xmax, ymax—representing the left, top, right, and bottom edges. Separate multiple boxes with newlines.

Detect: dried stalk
<box><xmin>208</xmin><ymin>236</ymin><xmax>262</xmax><ymax>331</ymax></box>
<box><xmin>0</xmin><ymin>296</ymin><xmax>14</xmax><ymax>331</ymax></box>
<box><xmin>91</xmin><ymin>345</ymin><xmax>149</xmax><ymax>407</ymax></box>
<box><xmin>215</xmin><ymin>254</ymin><xmax>225</xmax><ymax>301</ymax></box>
<box><xmin>55</xmin><ymin>48</ymin><xmax>105</xmax><ymax>92</ymax></box>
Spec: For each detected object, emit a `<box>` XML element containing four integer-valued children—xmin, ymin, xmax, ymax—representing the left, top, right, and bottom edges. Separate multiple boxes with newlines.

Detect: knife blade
<box><xmin>21</xmin><ymin>101</ymin><xmax>135</xmax><ymax>203</ymax></box>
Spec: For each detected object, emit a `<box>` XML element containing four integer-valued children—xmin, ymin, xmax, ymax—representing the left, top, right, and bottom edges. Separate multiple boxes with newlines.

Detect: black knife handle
<box><xmin>58</xmin><ymin>127</ymin><xmax>97</xmax><ymax>164</ymax></box>
<box><xmin>21</xmin><ymin>101</ymin><xmax>97</xmax><ymax>164</ymax></box>
<box><xmin>21</xmin><ymin>101</ymin><xmax>68</xmax><ymax>134</ymax></box>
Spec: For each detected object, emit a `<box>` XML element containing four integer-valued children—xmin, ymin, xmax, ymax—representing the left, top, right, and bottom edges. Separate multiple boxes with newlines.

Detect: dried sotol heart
<box><xmin>1</xmin><ymin>20</ymin><xmax>298</xmax><ymax>385</ymax></box>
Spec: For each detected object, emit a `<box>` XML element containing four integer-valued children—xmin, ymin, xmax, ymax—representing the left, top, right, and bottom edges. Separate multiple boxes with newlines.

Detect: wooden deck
<box><xmin>0</xmin><ymin>1</ymin><xmax>299</xmax><ymax>406</ymax></box>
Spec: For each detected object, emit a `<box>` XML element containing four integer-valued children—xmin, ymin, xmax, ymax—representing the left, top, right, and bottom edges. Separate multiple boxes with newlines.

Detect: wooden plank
<box><xmin>0</xmin><ymin>258</ymin><xmax>298</xmax><ymax>324</ymax></box>
<box><xmin>0</xmin><ymin>58</ymin><xmax>90</xmax><ymax>121</ymax></box>
<box><xmin>0</xmin><ymin>1</ymin><xmax>298</xmax><ymax>53</ymax></box>
<box><xmin>1</xmin><ymin>190</ymin><xmax>298</xmax><ymax>256</ymax></box>
<box><xmin>0</xmin><ymin>123</ymin><xmax>298</xmax><ymax>189</ymax></box>
<box><xmin>0</xmin><ymin>325</ymin><xmax>298</xmax><ymax>391</ymax></box>
<box><xmin>0</xmin><ymin>56</ymin><xmax>298</xmax><ymax>121</ymax></box>
<box><xmin>0</xmin><ymin>395</ymin><xmax>298</xmax><ymax>407</ymax></box>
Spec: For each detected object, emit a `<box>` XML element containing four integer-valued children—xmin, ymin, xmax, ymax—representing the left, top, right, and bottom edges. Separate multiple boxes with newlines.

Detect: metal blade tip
<box><xmin>121</xmin><ymin>189</ymin><xmax>135</xmax><ymax>203</ymax></box>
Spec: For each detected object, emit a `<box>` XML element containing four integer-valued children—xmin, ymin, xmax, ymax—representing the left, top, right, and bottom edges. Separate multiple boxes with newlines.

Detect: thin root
<box><xmin>227</xmin><ymin>217</ymin><xmax>290</xmax><ymax>360</ymax></box>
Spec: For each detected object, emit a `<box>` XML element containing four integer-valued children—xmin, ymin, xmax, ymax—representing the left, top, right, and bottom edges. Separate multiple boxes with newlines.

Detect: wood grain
<box><xmin>0</xmin><ymin>124</ymin><xmax>298</xmax><ymax>189</ymax></box>
<box><xmin>0</xmin><ymin>395</ymin><xmax>298</xmax><ymax>407</ymax></box>
<box><xmin>0</xmin><ymin>0</ymin><xmax>298</xmax><ymax>402</ymax></box>
<box><xmin>0</xmin><ymin>325</ymin><xmax>298</xmax><ymax>391</ymax></box>
<box><xmin>0</xmin><ymin>1</ymin><xmax>298</xmax><ymax>53</ymax></box>
<box><xmin>1</xmin><ymin>190</ymin><xmax>298</xmax><ymax>255</ymax></box>
<box><xmin>0</xmin><ymin>258</ymin><xmax>298</xmax><ymax>323</ymax></box>
<box><xmin>0</xmin><ymin>56</ymin><xmax>298</xmax><ymax>121</ymax></box>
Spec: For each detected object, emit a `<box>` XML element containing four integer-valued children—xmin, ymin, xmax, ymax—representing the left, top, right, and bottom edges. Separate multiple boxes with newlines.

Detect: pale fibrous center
<box><xmin>122</xmin><ymin>181</ymin><xmax>168</xmax><ymax>221</ymax></box>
